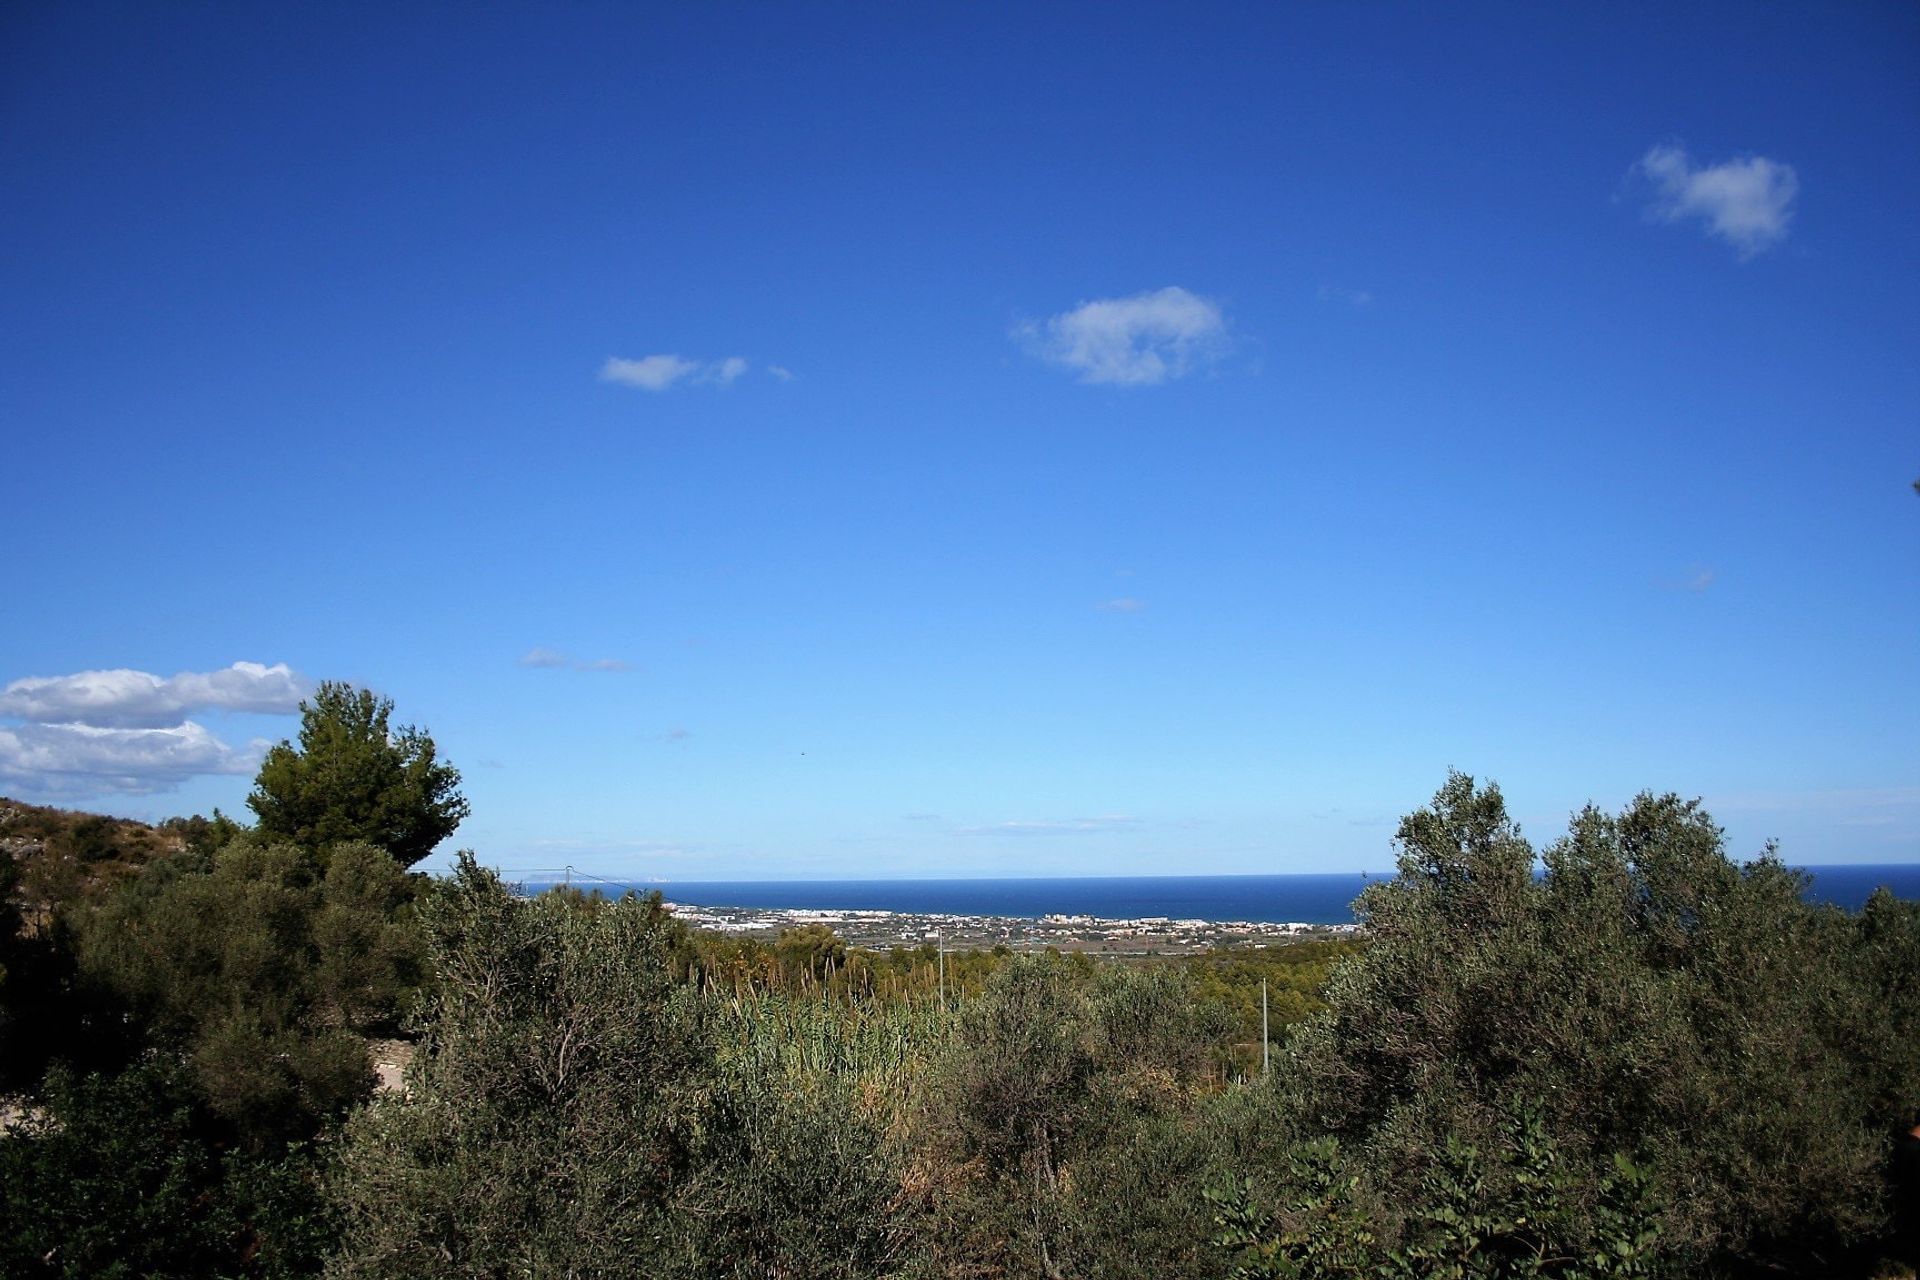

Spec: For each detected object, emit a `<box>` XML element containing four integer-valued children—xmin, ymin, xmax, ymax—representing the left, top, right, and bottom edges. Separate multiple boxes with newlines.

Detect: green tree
<box><xmin>919</xmin><ymin>954</ymin><xmax>1233</xmax><ymax>1278</ymax></box>
<box><xmin>326</xmin><ymin>855</ymin><xmax>714</xmax><ymax>1278</ymax></box>
<box><xmin>0</xmin><ymin>1059</ymin><xmax>333</xmax><ymax>1280</ymax></box>
<box><xmin>247</xmin><ymin>681</ymin><xmax>467</xmax><ymax>868</ymax></box>
<box><xmin>74</xmin><ymin>836</ymin><xmax>426</xmax><ymax>1147</ymax></box>
<box><xmin>1276</xmin><ymin>772</ymin><xmax>1920</xmax><ymax>1274</ymax></box>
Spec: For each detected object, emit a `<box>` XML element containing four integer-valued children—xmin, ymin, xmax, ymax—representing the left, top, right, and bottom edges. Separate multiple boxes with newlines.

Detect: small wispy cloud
<box><xmin>1657</xmin><ymin>566</ymin><xmax>1716</xmax><ymax>593</ymax></box>
<box><xmin>1316</xmin><ymin>285</ymin><xmax>1374</xmax><ymax>307</ymax></box>
<box><xmin>1015</xmin><ymin>286</ymin><xmax>1230</xmax><ymax>386</ymax></box>
<box><xmin>767</xmin><ymin>365</ymin><xmax>795</xmax><ymax>382</ymax></box>
<box><xmin>960</xmin><ymin>815</ymin><xmax>1140</xmax><ymax>836</ymax></box>
<box><xmin>1633</xmin><ymin>142</ymin><xmax>1798</xmax><ymax>259</ymax></box>
<box><xmin>661</xmin><ymin>727</ymin><xmax>691</xmax><ymax>743</ymax></box>
<box><xmin>518</xmin><ymin>649</ymin><xmax>631</xmax><ymax>673</ymax></box>
<box><xmin>1096</xmin><ymin>597</ymin><xmax>1147</xmax><ymax>613</ymax></box>
<box><xmin>600</xmin><ymin>353</ymin><xmax>755</xmax><ymax>392</ymax></box>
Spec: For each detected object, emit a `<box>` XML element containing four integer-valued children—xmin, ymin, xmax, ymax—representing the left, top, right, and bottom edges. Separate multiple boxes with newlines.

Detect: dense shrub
<box><xmin>329</xmin><ymin>855</ymin><xmax>913</xmax><ymax>1279</ymax></box>
<box><xmin>1268</xmin><ymin>773</ymin><xmax>1920</xmax><ymax>1276</ymax></box>
<box><xmin>74</xmin><ymin>836</ymin><xmax>424</xmax><ymax>1146</ymax></box>
<box><xmin>914</xmin><ymin>954</ymin><xmax>1235</xmax><ymax>1278</ymax></box>
<box><xmin>0</xmin><ymin>1060</ymin><xmax>330</xmax><ymax>1279</ymax></box>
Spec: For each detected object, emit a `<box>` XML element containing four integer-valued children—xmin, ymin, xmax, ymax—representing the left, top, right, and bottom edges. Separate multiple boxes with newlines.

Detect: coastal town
<box><xmin>657</xmin><ymin>897</ymin><xmax>1361</xmax><ymax>955</ymax></box>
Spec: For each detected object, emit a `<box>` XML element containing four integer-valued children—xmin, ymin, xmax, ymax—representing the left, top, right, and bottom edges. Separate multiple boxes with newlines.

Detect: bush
<box><xmin>327</xmin><ymin>856</ymin><xmax>713</xmax><ymax>1277</ymax></box>
<box><xmin>0</xmin><ymin>1060</ymin><xmax>330</xmax><ymax>1279</ymax></box>
<box><xmin>1276</xmin><ymin>773</ymin><xmax>1920</xmax><ymax>1275</ymax></box>
<box><xmin>73</xmin><ymin>836</ymin><xmax>424</xmax><ymax>1146</ymax></box>
<box><xmin>916</xmin><ymin>953</ymin><xmax>1233</xmax><ymax>1278</ymax></box>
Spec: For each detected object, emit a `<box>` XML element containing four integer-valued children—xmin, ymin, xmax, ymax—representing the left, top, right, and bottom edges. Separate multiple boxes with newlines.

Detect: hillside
<box><xmin>0</xmin><ymin>798</ymin><xmax>205</xmax><ymax>926</ymax></box>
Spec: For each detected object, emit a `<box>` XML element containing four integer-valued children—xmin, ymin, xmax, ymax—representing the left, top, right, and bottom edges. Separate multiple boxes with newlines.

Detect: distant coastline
<box><xmin>513</xmin><ymin>863</ymin><xmax>1920</xmax><ymax>927</ymax></box>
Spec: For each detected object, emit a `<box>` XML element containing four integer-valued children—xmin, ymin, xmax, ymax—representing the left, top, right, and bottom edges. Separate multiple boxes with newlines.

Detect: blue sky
<box><xmin>3</xmin><ymin>1</ymin><xmax>1915</xmax><ymax>877</ymax></box>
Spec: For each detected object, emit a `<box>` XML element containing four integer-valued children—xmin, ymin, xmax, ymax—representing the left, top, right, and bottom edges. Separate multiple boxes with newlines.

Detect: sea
<box><xmin>524</xmin><ymin>864</ymin><xmax>1920</xmax><ymax>927</ymax></box>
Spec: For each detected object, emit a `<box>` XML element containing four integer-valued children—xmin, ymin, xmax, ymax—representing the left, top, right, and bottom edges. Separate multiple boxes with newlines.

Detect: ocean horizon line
<box><xmin>499</xmin><ymin>861</ymin><xmax>1920</xmax><ymax>885</ymax></box>
<box><xmin>500</xmin><ymin>864</ymin><xmax>1920</xmax><ymax>928</ymax></box>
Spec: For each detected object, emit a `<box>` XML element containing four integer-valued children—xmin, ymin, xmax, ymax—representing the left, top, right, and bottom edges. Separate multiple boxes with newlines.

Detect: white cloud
<box><xmin>518</xmin><ymin>649</ymin><xmax>630</xmax><ymax>673</ymax></box>
<box><xmin>1016</xmin><ymin>286</ymin><xmax>1229</xmax><ymax>386</ymax></box>
<box><xmin>1656</xmin><ymin>566</ymin><xmax>1716</xmax><ymax>593</ymax></box>
<box><xmin>0</xmin><ymin>661</ymin><xmax>305</xmax><ymax>729</ymax></box>
<box><xmin>0</xmin><ymin>721</ymin><xmax>263</xmax><ymax>795</ymax></box>
<box><xmin>1635</xmin><ymin>142</ymin><xmax>1798</xmax><ymax>258</ymax></box>
<box><xmin>1316</xmin><ymin>285</ymin><xmax>1374</xmax><ymax>307</ymax></box>
<box><xmin>767</xmin><ymin>365</ymin><xmax>795</xmax><ymax>382</ymax></box>
<box><xmin>1097</xmin><ymin>597</ymin><xmax>1147</xmax><ymax>613</ymax></box>
<box><xmin>601</xmin><ymin>354</ymin><xmax>701</xmax><ymax>391</ymax></box>
<box><xmin>600</xmin><ymin>354</ymin><xmax>756</xmax><ymax>391</ymax></box>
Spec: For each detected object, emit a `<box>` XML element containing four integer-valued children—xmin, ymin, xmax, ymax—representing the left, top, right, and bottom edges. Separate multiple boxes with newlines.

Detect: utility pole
<box><xmin>1261</xmin><ymin>977</ymin><xmax>1271</xmax><ymax>1078</ymax></box>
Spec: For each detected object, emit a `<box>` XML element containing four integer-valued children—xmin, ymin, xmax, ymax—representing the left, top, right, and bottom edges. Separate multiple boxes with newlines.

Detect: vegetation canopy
<box><xmin>247</xmin><ymin>681</ymin><xmax>467</xmax><ymax>868</ymax></box>
<box><xmin>3</xmin><ymin>765</ymin><xmax>1917</xmax><ymax>1279</ymax></box>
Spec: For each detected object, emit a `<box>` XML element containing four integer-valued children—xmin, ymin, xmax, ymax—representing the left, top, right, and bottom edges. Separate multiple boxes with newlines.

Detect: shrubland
<box><xmin>2</xmin><ymin>685</ymin><xmax>1915</xmax><ymax>1279</ymax></box>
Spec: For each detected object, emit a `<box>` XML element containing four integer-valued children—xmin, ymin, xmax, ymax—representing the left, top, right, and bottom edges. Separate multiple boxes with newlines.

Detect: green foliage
<box><xmin>1207</xmin><ymin>1140</ymin><xmax>1379</xmax><ymax>1279</ymax></box>
<box><xmin>1208</xmin><ymin>1116</ymin><xmax>1662</xmax><ymax>1280</ymax></box>
<box><xmin>714</xmin><ymin>990</ymin><xmax>948</xmax><ymax>1107</ymax></box>
<box><xmin>917</xmin><ymin>953</ymin><xmax>1235</xmax><ymax>1278</ymax></box>
<box><xmin>0</xmin><ymin>1060</ymin><xmax>330</xmax><ymax>1279</ymax></box>
<box><xmin>685</xmin><ymin>1049</ymin><xmax>907</xmax><ymax>1278</ymax></box>
<box><xmin>775</xmin><ymin>921</ymin><xmax>850</xmax><ymax>985</ymax></box>
<box><xmin>685</xmin><ymin>927</ymin><xmax>1015</xmax><ymax>1003</ymax></box>
<box><xmin>10</xmin><ymin>770</ymin><xmax>1914</xmax><ymax>1280</ymax></box>
<box><xmin>1185</xmin><ymin>940</ymin><xmax>1365</xmax><ymax>1075</ymax></box>
<box><xmin>74</xmin><ymin>836</ymin><xmax>424</xmax><ymax>1145</ymax></box>
<box><xmin>0</xmin><ymin>796</ymin><xmax>181</xmax><ymax>916</ymax></box>
<box><xmin>328</xmin><ymin>856</ymin><xmax>710</xmax><ymax>1277</ymax></box>
<box><xmin>1387</xmin><ymin>1112</ymin><xmax>1661</xmax><ymax>1279</ymax></box>
<box><xmin>247</xmin><ymin>682</ymin><xmax>467</xmax><ymax>868</ymax></box>
<box><xmin>1280</xmin><ymin>771</ymin><xmax>1920</xmax><ymax>1273</ymax></box>
<box><xmin>159</xmin><ymin>809</ymin><xmax>246</xmax><ymax>860</ymax></box>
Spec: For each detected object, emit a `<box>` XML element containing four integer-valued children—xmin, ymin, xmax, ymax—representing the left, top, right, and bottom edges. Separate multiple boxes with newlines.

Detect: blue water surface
<box><xmin>520</xmin><ymin>864</ymin><xmax>1920</xmax><ymax>926</ymax></box>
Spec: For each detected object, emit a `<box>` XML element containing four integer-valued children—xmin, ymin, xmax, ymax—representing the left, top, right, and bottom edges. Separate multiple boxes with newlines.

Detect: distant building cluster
<box><xmin>662</xmin><ymin>900</ymin><xmax>1357</xmax><ymax>954</ymax></box>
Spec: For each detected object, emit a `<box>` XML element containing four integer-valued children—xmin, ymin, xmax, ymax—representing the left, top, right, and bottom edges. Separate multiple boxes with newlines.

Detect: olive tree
<box><xmin>1274</xmin><ymin>772</ymin><xmax>1920</xmax><ymax>1274</ymax></box>
<box><xmin>327</xmin><ymin>856</ymin><xmax>714</xmax><ymax>1278</ymax></box>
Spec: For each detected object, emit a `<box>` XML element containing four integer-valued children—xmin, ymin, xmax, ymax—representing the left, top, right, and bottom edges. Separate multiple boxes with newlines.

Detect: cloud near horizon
<box><xmin>0</xmin><ymin>661</ymin><xmax>306</xmax><ymax>729</ymax></box>
<box><xmin>0</xmin><ymin>661</ymin><xmax>301</xmax><ymax>797</ymax></box>
<box><xmin>959</xmin><ymin>815</ymin><xmax>1140</xmax><ymax>836</ymax></box>
<box><xmin>601</xmin><ymin>353</ymin><xmax>753</xmax><ymax>391</ymax></box>
<box><xmin>1634</xmin><ymin>142</ymin><xmax>1798</xmax><ymax>258</ymax></box>
<box><xmin>518</xmin><ymin>648</ymin><xmax>631</xmax><ymax>673</ymax></box>
<box><xmin>1016</xmin><ymin>286</ymin><xmax>1230</xmax><ymax>386</ymax></box>
<box><xmin>0</xmin><ymin>721</ymin><xmax>264</xmax><ymax>795</ymax></box>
